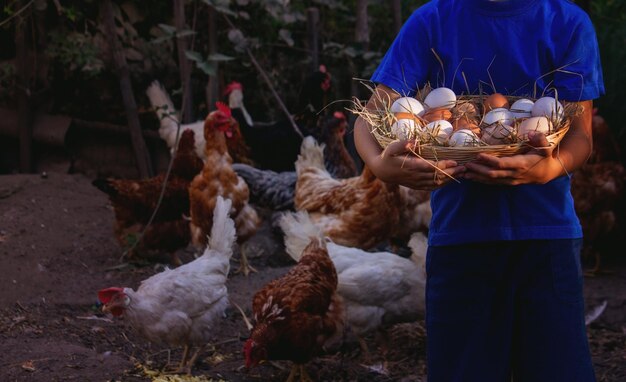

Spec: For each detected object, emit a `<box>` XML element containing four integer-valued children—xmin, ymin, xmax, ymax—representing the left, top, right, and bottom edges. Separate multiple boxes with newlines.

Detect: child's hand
<box><xmin>373</xmin><ymin>139</ymin><xmax>466</xmax><ymax>190</ymax></box>
<box><xmin>463</xmin><ymin>132</ymin><xmax>557</xmax><ymax>185</ymax></box>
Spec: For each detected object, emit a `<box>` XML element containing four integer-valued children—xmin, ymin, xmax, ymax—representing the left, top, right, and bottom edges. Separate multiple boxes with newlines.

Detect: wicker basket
<box><xmin>353</xmin><ymin>93</ymin><xmax>577</xmax><ymax>164</ymax></box>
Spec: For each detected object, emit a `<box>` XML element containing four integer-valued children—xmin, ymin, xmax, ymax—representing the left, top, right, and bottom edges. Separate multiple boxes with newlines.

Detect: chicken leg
<box><xmin>285</xmin><ymin>364</ymin><xmax>314</xmax><ymax>382</ymax></box>
<box><xmin>234</xmin><ymin>244</ymin><xmax>257</xmax><ymax>276</ymax></box>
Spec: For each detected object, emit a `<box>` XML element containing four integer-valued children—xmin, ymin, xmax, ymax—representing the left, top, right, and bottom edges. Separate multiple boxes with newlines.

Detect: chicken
<box><xmin>279</xmin><ymin>211</ymin><xmax>427</xmax><ymax>366</ymax></box>
<box><xmin>231</xmin><ymin>111</ymin><xmax>358</xmax><ymax>212</ymax></box>
<box><xmin>571</xmin><ymin>160</ymin><xmax>625</xmax><ymax>276</ymax></box>
<box><xmin>243</xmin><ymin>235</ymin><xmax>344</xmax><ymax>382</ymax></box>
<box><xmin>92</xmin><ymin>129</ymin><xmax>204</xmax><ymax>264</ymax></box>
<box><xmin>146</xmin><ymin>80</ymin><xmax>255</xmax><ymax>166</ymax></box>
<box><xmin>97</xmin><ymin>195</ymin><xmax>236</xmax><ymax>374</ymax></box>
<box><xmin>294</xmin><ymin>136</ymin><xmax>404</xmax><ymax>249</ymax></box>
<box><xmin>189</xmin><ymin>102</ymin><xmax>261</xmax><ymax>276</ymax></box>
<box><xmin>225</xmin><ymin>65</ymin><xmax>333</xmax><ymax>173</ymax></box>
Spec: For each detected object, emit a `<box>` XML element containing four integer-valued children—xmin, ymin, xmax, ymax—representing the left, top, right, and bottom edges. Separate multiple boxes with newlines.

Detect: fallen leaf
<box><xmin>21</xmin><ymin>360</ymin><xmax>36</xmax><ymax>372</ymax></box>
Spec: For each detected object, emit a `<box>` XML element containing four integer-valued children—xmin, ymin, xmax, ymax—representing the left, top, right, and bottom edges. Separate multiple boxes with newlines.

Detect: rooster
<box><xmin>294</xmin><ymin>136</ymin><xmax>404</xmax><ymax>249</ymax></box>
<box><xmin>232</xmin><ymin>111</ymin><xmax>358</xmax><ymax>212</ymax></box>
<box><xmin>92</xmin><ymin>129</ymin><xmax>204</xmax><ymax>265</ymax></box>
<box><xmin>243</xmin><ymin>235</ymin><xmax>344</xmax><ymax>382</ymax></box>
<box><xmin>189</xmin><ymin>102</ymin><xmax>261</xmax><ymax>276</ymax></box>
<box><xmin>280</xmin><ymin>211</ymin><xmax>427</xmax><ymax>367</ymax></box>
<box><xmin>146</xmin><ymin>80</ymin><xmax>255</xmax><ymax>166</ymax></box>
<box><xmin>225</xmin><ymin>65</ymin><xmax>334</xmax><ymax>173</ymax></box>
<box><xmin>98</xmin><ymin>195</ymin><xmax>236</xmax><ymax>374</ymax></box>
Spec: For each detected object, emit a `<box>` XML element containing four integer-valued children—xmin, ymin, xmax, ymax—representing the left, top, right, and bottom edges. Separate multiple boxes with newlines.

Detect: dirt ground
<box><xmin>0</xmin><ymin>171</ymin><xmax>625</xmax><ymax>382</ymax></box>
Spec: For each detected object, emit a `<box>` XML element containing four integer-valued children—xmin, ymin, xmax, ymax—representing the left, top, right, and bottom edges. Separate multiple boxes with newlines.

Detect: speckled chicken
<box><xmin>189</xmin><ymin>102</ymin><xmax>261</xmax><ymax>276</ymax></box>
<box><xmin>92</xmin><ymin>129</ymin><xmax>204</xmax><ymax>264</ymax></box>
<box><xmin>294</xmin><ymin>136</ymin><xmax>403</xmax><ymax>249</ymax></box>
<box><xmin>97</xmin><ymin>196</ymin><xmax>236</xmax><ymax>374</ymax></box>
<box><xmin>243</xmin><ymin>235</ymin><xmax>344</xmax><ymax>382</ymax></box>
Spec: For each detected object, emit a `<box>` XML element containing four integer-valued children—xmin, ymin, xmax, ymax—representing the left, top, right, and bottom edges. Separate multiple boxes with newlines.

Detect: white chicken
<box><xmin>97</xmin><ymin>195</ymin><xmax>236</xmax><ymax>374</ymax></box>
<box><xmin>279</xmin><ymin>210</ymin><xmax>427</xmax><ymax>362</ymax></box>
<box><xmin>146</xmin><ymin>80</ymin><xmax>205</xmax><ymax>161</ymax></box>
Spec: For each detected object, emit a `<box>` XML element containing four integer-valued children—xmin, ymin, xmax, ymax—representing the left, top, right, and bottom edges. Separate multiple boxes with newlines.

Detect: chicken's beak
<box><xmin>101</xmin><ymin>304</ymin><xmax>111</xmax><ymax>313</ymax></box>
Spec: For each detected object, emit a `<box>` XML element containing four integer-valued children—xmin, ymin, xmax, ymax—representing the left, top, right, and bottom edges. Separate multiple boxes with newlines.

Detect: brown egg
<box><xmin>452</xmin><ymin>116</ymin><xmax>480</xmax><ymax>133</ymax></box>
<box><xmin>423</xmin><ymin>107</ymin><xmax>452</xmax><ymax>123</ymax></box>
<box><xmin>483</xmin><ymin>93</ymin><xmax>510</xmax><ymax>113</ymax></box>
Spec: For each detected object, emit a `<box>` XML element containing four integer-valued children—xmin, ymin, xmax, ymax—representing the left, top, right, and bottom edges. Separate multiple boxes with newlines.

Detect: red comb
<box><xmin>319</xmin><ymin>64</ymin><xmax>327</xmax><ymax>73</ymax></box>
<box><xmin>98</xmin><ymin>287</ymin><xmax>124</xmax><ymax>304</ymax></box>
<box><xmin>223</xmin><ymin>81</ymin><xmax>243</xmax><ymax>96</ymax></box>
<box><xmin>216</xmin><ymin>102</ymin><xmax>232</xmax><ymax>117</ymax></box>
<box><xmin>333</xmin><ymin>111</ymin><xmax>346</xmax><ymax>121</ymax></box>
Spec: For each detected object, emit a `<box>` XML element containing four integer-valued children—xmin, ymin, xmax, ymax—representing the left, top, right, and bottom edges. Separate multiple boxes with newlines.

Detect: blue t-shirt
<box><xmin>370</xmin><ymin>0</ymin><xmax>605</xmax><ymax>246</ymax></box>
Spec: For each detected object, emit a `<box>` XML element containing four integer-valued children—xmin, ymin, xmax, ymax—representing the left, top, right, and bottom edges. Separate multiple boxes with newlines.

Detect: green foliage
<box><xmin>47</xmin><ymin>31</ymin><xmax>104</xmax><ymax>76</ymax></box>
<box><xmin>0</xmin><ymin>61</ymin><xmax>15</xmax><ymax>103</ymax></box>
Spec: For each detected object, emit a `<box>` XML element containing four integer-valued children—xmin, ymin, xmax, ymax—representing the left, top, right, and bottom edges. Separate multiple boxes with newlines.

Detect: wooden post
<box><xmin>15</xmin><ymin>2</ymin><xmax>34</xmax><ymax>173</ymax></box>
<box><xmin>306</xmin><ymin>7</ymin><xmax>320</xmax><ymax>73</ymax></box>
<box><xmin>391</xmin><ymin>0</ymin><xmax>402</xmax><ymax>35</ymax></box>
<box><xmin>174</xmin><ymin>0</ymin><xmax>195</xmax><ymax>123</ymax></box>
<box><xmin>100</xmin><ymin>0</ymin><xmax>153</xmax><ymax>178</ymax></box>
<box><xmin>352</xmin><ymin>0</ymin><xmax>370</xmax><ymax>99</ymax></box>
<box><xmin>205</xmin><ymin>5</ymin><xmax>219</xmax><ymax>110</ymax></box>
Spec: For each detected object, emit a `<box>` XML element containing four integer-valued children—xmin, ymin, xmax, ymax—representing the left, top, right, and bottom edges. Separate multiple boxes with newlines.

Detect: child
<box><xmin>354</xmin><ymin>0</ymin><xmax>604</xmax><ymax>381</ymax></box>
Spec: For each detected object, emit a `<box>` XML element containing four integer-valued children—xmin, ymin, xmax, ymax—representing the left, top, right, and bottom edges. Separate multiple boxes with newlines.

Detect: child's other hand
<box><xmin>463</xmin><ymin>132</ymin><xmax>557</xmax><ymax>185</ymax></box>
<box><xmin>374</xmin><ymin>139</ymin><xmax>466</xmax><ymax>190</ymax></box>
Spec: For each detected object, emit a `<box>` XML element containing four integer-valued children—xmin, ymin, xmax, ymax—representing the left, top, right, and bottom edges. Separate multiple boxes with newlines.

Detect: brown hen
<box><xmin>93</xmin><ymin>129</ymin><xmax>204</xmax><ymax>265</ymax></box>
<box><xmin>189</xmin><ymin>102</ymin><xmax>261</xmax><ymax>276</ymax></box>
<box><xmin>294</xmin><ymin>136</ymin><xmax>403</xmax><ymax>249</ymax></box>
<box><xmin>243</xmin><ymin>236</ymin><xmax>344</xmax><ymax>382</ymax></box>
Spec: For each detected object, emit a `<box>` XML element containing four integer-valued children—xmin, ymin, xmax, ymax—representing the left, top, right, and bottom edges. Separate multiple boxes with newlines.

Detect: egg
<box><xmin>424</xmin><ymin>87</ymin><xmax>457</xmax><ymax>110</ymax></box>
<box><xmin>423</xmin><ymin>107</ymin><xmax>453</xmax><ymax>122</ymax></box>
<box><xmin>483</xmin><ymin>93</ymin><xmax>510</xmax><ymax>112</ymax></box>
<box><xmin>452</xmin><ymin>116</ymin><xmax>480</xmax><ymax>133</ymax></box>
<box><xmin>391</xmin><ymin>118</ymin><xmax>418</xmax><ymax>140</ymax></box>
<box><xmin>453</xmin><ymin>102</ymin><xmax>478</xmax><ymax>118</ymax></box>
<box><xmin>424</xmin><ymin>120</ymin><xmax>453</xmax><ymax>144</ymax></box>
<box><xmin>482</xmin><ymin>124</ymin><xmax>517</xmax><ymax>145</ymax></box>
<box><xmin>510</xmin><ymin>98</ymin><xmax>534</xmax><ymax>120</ymax></box>
<box><xmin>517</xmin><ymin>116</ymin><xmax>553</xmax><ymax>140</ymax></box>
<box><xmin>483</xmin><ymin>108</ymin><xmax>514</xmax><ymax>126</ymax></box>
<box><xmin>531</xmin><ymin>96</ymin><xmax>564</xmax><ymax>121</ymax></box>
<box><xmin>391</xmin><ymin>97</ymin><xmax>425</xmax><ymax>116</ymax></box>
<box><xmin>448</xmin><ymin>129</ymin><xmax>480</xmax><ymax>147</ymax></box>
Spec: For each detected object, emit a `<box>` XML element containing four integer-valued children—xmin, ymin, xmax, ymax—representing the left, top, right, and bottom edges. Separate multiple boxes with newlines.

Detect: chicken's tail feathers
<box><xmin>279</xmin><ymin>210</ymin><xmax>324</xmax><ymax>262</ymax></box>
<box><xmin>408</xmin><ymin>231</ymin><xmax>428</xmax><ymax>275</ymax></box>
<box><xmin>91</xmin><ymin>178</ymin><xmax>117</xmax><ymax>196</ymax></box>
<box><xmin>207</xmin><ymin>196</ymin><xmax>237</xmax><ymax>256</ymax></box>
<box><xmin>295</xmin><ymin>136</ymin><xmax>327</xmax><ymax>174</ymax></box>
<box><xmin>145</xmin><ymin>80</ymin><xmax>180</xmax><ymax>148</ymax></box>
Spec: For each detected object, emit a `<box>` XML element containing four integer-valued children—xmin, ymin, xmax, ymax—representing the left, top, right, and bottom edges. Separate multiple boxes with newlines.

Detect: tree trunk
<box><xmin>352</xmin><ymin>0</ymin><xmax>370</xmax><ymax>99</ymax></box>
<box><xmin>391</xmin><ymin>0</ymin><xmax>402</xmax><ymax>35</ymax></box>
<box><xmin>100</xmin><ymin>0</ymin><xmax>153</xmax><ymax>178</ymax></box>
<box><xmin>15</xmin><ymin>2</ymin><xmax>33</xmax><ymax>173</ymax></box>
<box><xmin>174</xmin><ymin>0</ymin><xmax>195</xmax><ymax>123</ymax></box>
<box><xmin>306</xmin><ymin>7</ymin><xmax>320</xmax><ymax>73</ymax></box>
<box><xmin>205</xmin><ymin>5</ymin><xmax>219</xmax><ymax>111</ymax></box>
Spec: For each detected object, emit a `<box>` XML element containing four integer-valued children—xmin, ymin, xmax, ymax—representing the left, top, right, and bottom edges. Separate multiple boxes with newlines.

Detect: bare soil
<box><xmin>0</xmin><ymin>171</ymin><xmax>624</xmax><ymax>382</ymax></box>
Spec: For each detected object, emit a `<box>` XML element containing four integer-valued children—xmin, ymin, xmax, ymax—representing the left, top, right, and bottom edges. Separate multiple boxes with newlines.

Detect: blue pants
<box><xmin>425</xmin><ymin>239</ymin><xmax>596</xmax><ymax>382</ymax></box>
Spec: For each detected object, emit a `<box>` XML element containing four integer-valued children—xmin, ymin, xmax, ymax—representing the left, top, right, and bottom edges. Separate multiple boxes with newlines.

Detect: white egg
<box><xmin>424</xmin><ymin>120</ymin><xmax>454</xmax><ymax>143</ymax></box>
<box><xmin>531</xmin><ymin>96</ymin><xmax>564</xmax><ymax>121</ymax></box>
<box><xmin>510</xmin><ymin>98</ymin><xmax>534</xmax><ymax>119</ymax></box>
<box><xmin>391</xmin><ymin>97</ymin><xmax>425</xmax><ymax>116</ymax></box>
<box><xmin>424</xmin><ymin>87</ymin><xmax>457</xmax><ymax>110</ymax></box>
<box><xmin>517</xmin><ymin>116</ymin><xmax>553</xmax><ymax>140</ymax></box>
<box><xmin>391</xmin><ymin>118</ymin><xmax>418</xmax><ymax>140</ymax></box>
<box><xmin>448</xmin><ymin>129</ymin><xmax>480</xmax><ymax>147</ymax></box>
<box><xmin>482</xmin><ymin>124</ymin><xmax>517</xmax><ymax>145</ymax></box>
<box><xmin>483</xmin><ymin>108</ymin><xmax>514</xmax><ymax>126</ymax></box>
